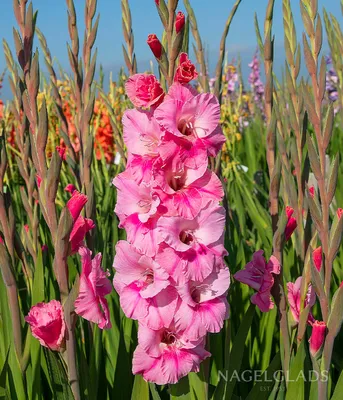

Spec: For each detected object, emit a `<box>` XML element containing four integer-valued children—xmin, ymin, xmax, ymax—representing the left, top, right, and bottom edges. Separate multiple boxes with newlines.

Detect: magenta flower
<box><xmin>157</xmin><ymin>202</ymin><xmax>226</xmax><ymax>282</ymax></box>
<box><xmin>66</xmin><ymin>189</ymin><xmax>95</xmax><ymax>253</ymax></box>
<box><xmin>287</xmin><ymin>277</ymin><xmax>316</xmax><ymax>325</ymax></box>
<box><xmin>132</xmin><ymin>323</ymin><xmax>210</xmax><ymax>385</ymax></box>
<box><xmin>113</xmin><ymin>241</ymin><xmax>178</xmax><ymax>330</ymax></box>
<box><xmin>285</xmin><ymin>206</ymin><xmax>297</xmax><ymax>241</ymax></box>
<box><xmin>25</xmin><ymin>300</ymin><xmax>66</xmax><ymax>351</ymax></box>
<box><xmin>125</xmin><ymin>73</ymin><xmax>165</xmax><ymax>108</ymax></box>
<box><xmin>74</xmin><ymin>247</ymin><xmax>112</xmax><ymax>329</ymax></box>
<box><xmin>234</xmin><ymin>250</ymin><xmax>280</xmax><ymax>312</ymax></box>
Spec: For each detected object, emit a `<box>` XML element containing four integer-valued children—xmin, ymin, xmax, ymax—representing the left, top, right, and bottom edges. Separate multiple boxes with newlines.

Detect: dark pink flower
<box><xmin>70</xmin><ymin>216</ymin><xmax>95</xmax><ymax>253</ymax></box>
<box><xmin>174</xmin><ymin>53</ymin><xmax>198</xmax><ymax>84</ymax></box>
<box><xmin>67</xmin><ymin>190</ymin><xmax>88</xmax><ymax>221</ymax></box>
<box><xmin>24</xmin><ymin>224</ymin><xmax>29</xmax><ymax>233</ymax></box>
<box><xmin>285</xmin><ymin>206</ymin><xmax>297</xmax><ymax>241</ymax></box>
<box><xmin>25</xmin><ymin>300</ymin><xmax>65</xmax><ymax>351</ymax></box>
<box><xmin>41</xmin><ymin>244</ymin><xmax>48</xmax><ymax>252</ymax></box>
<box><xmin>125</xmin><ymin>74</ymin><xmax>165</xmax><ymax>108</ymax></box>
<box><xmin>337</xmin><ymin>208</ymin><xmax>343</xmax><ymax>219</ymax></box>
<box><xmin>309</xmin><ymin>320</ymin><xmax>326</xmax><ymax>357</ymax></box>
<box><xmin>147</xmin><ymin>34</ymin><xmax>162</xmax><ymax>59</ymax></box>
<box><xmin>309</xmin><ymin>186</ymin><xmax>315</xmax><ymax>198</ymax></box>
<box><xmin>65</xmin><ymin>184</ymin><xmax>76</xmax><ymax>194</ymax></box>
<box><xmin>75</xmin><ymin>247</ymin><xmax>112</xmax><ymax>329</ymax></box>
<box><xmin>175</xmin><ymin>12</ymin><xmax>185</xmax><ymax>34</ymax></box>
<box><xmin>234</xmin><ymin>250</ymin><xmax>280</xmax><ymax>312</ymax></box>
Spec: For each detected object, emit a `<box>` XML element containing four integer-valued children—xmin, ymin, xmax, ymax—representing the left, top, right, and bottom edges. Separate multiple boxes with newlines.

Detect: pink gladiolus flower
<box><xmin>337</xmin><ymin>208</ymin><xmax>343</xmax><ymax>219</ymax></box>
<box><xmin>113</xmin><ymin>241</ymin><xmax>178</xmax><ymax>330</ymax></box>
<box><xmin>174</xmin><ymin>53</ymin><xmax>198</xmax><ymax>84</ymax></box>
<box><xmin>25</xmin><ymin>300</ymin><xmax>65</xmax><ymax>351</ymax></box>
<box><xmin>125</xmin><ymin>74</ymin><xmax>165</xmax><ymax>108</ymax></box>
<box><xmin>174</xmin><ymin>266</ymin><xmax>230</xmax><ymax>340</ymax></box>
<box><xmin>153</xmin><ymin>158</ymin><xmax>223</xmax><ymax>219</ymax></box>
<box><xmin>313</xmin><ymin>246</ymin><xmax>322</xmax><ymax>272</ymax></box>
<box><xmin>132</xmin><ymin>323</ymin><xmax>210</xmax><ymax>384</ymax></box>
<box><xmin>75</xmin><ymin>247</ymin><xmax>112</xmax><ymax>329</ymax></box>
<box><xmin>157</xmin><ymin>202</ymin><xmax>227</xmax><ymax>282</ymax></box>
<box><xmin>155</xmin><ymin>83</ymin><xmax>224</xmax><ymax>158</ymax></box>
<box><xmin>309</xmin><ymin>320</ymin><xmax>326</xmax><ymax>358</ymax></box>
<box><xmin>234</xmin><ymin>250</ymin><xmax>281</xmax><ymax>312</ymax></box>
<box><xmin>287</xmin><ymin>277</ymin><xmax>316</xmax><ymax>324</ymax></box>
<box><xmin>285</xmin><ymin>206</ymin><xmax>297</xmax><ymax>241</ymax></box>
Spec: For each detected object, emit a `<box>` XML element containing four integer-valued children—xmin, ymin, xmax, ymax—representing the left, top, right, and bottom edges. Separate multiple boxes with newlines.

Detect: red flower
<box><xmin>56</xmin><ymin>146</ymin><xmax>66</xmax><ymax>161</ymax></box>
<box><xmin>36</xmin><ymin>175</ymin><xmax>42</xmax><ymax>188</ymax></box>
<box><xmin>309</xmin><ymin>186</ymin><xmax>315</xmax><ymax>198</ymax></box>
<box><xmin>147</xmin><ymin>34</ymin><xmax>162</xmax><ymax>59</ymax></box>
<box><xmin>309</xmin><ymin>320</ymin><xmax>326</xmax><ymax>358</ymax></box>
<box><xmin>285</xmin><ymin>206</ymin><xmax>297</xmax><ymax>241</ymax></box>
<box><xmin>175</xmin><ymin>11</ymin><xmax>185</xmax><ymax>34</ymax></box>
<box><xmin>312</xmin><ymin>246</ymin><xmax>322</xmax><ymax>272</ymax></box>
<box><xmin>174</xmin><ymin>53</ymin><xmax>198</xmax><ymax>84</ymax></box>
<box><xmin>337</xmin><ymin>208</ymin><xmax>343</xmax><ymax>219</ymax></box>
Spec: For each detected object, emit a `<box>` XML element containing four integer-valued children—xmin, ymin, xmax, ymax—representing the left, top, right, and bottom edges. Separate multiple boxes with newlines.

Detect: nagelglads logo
<box><xmin>218</xmin><ymin>370</ymin><xmax>329</xmax><ymax>383</ymax></box>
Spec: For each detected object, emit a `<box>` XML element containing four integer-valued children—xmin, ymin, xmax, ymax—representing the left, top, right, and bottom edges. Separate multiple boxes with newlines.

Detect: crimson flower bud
<box><xmin>147</xmin><ymin>34</ymin><xmax>162</xmax><ymax>59</ymax></box>
<box><xmin>309</xmin><ymin>186</ymin><xmax>315</xmax><ymax>198</ymax></box>
<box><xmin>337</xmin><ymin>208</ymin><xmax>343</xmax><ymax>220</ymax></box>
<box><xmin>175</xmin><ymin>11</ymin><xmax>185</xmax><ymax>34</ymax></box>
<box><xmin>309</xmin><ymin>320</ymin><xmax>326</xmax><ymax>358</ymax></box>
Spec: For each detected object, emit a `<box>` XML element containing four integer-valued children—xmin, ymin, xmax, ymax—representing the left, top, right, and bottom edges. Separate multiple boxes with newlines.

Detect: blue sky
<box><xmin>0</xmin><ymin>0</ymin><xmax>341</xmax><ymax>99</ymax></box>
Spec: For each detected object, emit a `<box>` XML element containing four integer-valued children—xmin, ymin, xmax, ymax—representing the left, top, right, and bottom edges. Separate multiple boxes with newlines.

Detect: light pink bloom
<box><xmin>113</xmin><ymin>170</ymin><xmax>160</xmax><ymax>225</ymax></box>
<box><xmin>125</xmin><ymin>73</ymin><xmax>164</xmax><ymax>108</ymax></box>
<box><xmin>155</xmin><ymin>83</ymin><xmax>225</xmax><ymax>158</ymax></box>
<box><xmin>157</xmin><ymin>202</ymin><xmax>227</xmax><ymax>281</ymax></box>
<box><xmin>132</xmin><ymin>323</ymin><xmax>210</xmax><ymax>384</ymax></box>
<box><xmin>234</xmin><ymin>250</ymin><xmax>280</xmax><ymax>312</ymax></box>
<box><xmin>287</xmin><ymin>277</ymin><xmax>316</xmax><ymax>324</ymax></box>
<box><xmin>153</xmin><ymin>157</ymin><xmax>223</xmax><ymax>219</ymax></box>
<box><xmin>313</xmin><ymin>246</ymin><xmax>322</xmax><ymax>272</ymax></box>
<box><xmin>309</xmin><ymin>320</ymin><xmax>326</xmax><ymax>357</ymax></box>
<box><xmin>113</xmin><ymin>241</ymin><xmax>178</xmax><ymax>330</ymax></box>
<box><xmin>174</xmin><ymin>266</ymin><xmax>230</xmax><ymax>340</ymax></box>
<box><xmin>75</xmin><ymin>247</ymin><xmax>112</xmax><ymax>329</ymax></box>
<box><xmin>25</xmin><ymin>300</ymin><xmax>65</xmax><ymax>351</ymax></box>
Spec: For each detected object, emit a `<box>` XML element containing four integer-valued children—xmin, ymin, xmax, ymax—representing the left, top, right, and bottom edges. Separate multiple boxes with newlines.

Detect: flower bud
<box><xmin>174</xmin><ymin>53</ymin><xmax>198</xmax><ymax>84</ymax></box>
<box><xmin>147</xmin><ymin>34</ymin><xmax>162</xmax><ymax>59</ymax></box>
<box><xmin>309</xmin><ymin>186</ymin><xmax>315</xmax><ymax>198</ymax></box>
<box><xmin>337</xmin><ymin>208</ymin><xmax>343</xmax><ymax>220</ymax></box>
<box><xmin>312</xmin><ymin>246</ymin><xmax>322</xmax><ymax>272</ymax></box>
<box><xmin>175</xmin><ymin>11</ymin><xmax>185</xmax><ymax>34</ymax></box>
<box><xmin>285</xmin><ymin>206</ymin><xmax>297</xmax><ymax>241</ymax></box>
<box><xmin>309</xmin><ymin>320</ymin><xmax>326</xmax><ymax>358</ymax></box>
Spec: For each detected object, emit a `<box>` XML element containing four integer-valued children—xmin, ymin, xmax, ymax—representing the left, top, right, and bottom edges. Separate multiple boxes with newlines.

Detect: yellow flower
<box><xmin>235</xmin><ymin>133</ymin><xmax>242</xmax><ymax>141</ymax></box>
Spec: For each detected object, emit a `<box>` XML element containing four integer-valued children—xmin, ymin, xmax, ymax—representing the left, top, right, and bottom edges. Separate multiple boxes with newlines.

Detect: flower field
<box><xmin>1</xmin><ymin>0</ymin><xmax>343</xmax><ymax>399</ymax></box>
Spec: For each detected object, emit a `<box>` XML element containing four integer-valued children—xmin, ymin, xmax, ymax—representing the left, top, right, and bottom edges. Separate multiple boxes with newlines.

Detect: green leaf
<box><xmin>331</xmin><ymin>368</ymin><xmax>343</xmax><ymax>400</ymax></box>
<box><xmin>43</xmin><ymin>349</ymin><xmax>74</xmax><ymax>400</ymax></box>
<box><xmin>285</xmin><ymin>340</ymin><xmax>306</xmax><ymax>400</ymax></box>
<box><xmin>131</xmin><ymin>374</ymin><xmax>149</xmax><ymax>400</ymax></box>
